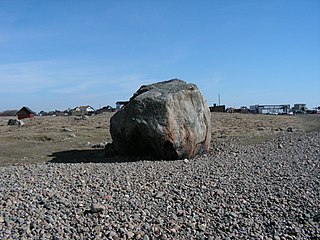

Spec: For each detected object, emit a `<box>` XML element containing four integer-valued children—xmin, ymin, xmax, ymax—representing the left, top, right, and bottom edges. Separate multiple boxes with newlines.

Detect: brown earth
<box><xmin>0</xmin><ymin>113</ymin><xmax>319</xmax><ymax>167</ymax></box>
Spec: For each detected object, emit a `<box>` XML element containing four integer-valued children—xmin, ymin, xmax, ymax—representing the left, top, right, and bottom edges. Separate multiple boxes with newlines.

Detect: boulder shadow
<box><xmin>48</xmin><ymin>149</ymin><xmax>151</xmax><ymax>164</ymax></box>
<box><xmin>48</xmin><ymin>149</ymin><xmax>107</xmax><ymax>163</ymax></box>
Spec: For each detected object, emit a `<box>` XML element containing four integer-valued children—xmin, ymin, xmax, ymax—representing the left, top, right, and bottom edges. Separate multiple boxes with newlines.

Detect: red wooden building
<box><xmin>17</xmin><ymin>107</ymin><xmax>35</xmax><ymax>120</ymax></box>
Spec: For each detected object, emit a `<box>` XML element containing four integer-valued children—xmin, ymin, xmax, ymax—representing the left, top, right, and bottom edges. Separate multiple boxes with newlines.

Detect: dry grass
<box><xmin>0</xmin><ymin>113</ymin><xmax>319</xmax><ymax>167</ymax></box>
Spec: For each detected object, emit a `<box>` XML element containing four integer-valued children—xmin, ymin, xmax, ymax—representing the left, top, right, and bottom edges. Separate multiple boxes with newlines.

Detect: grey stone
<box><xmin>126</xmin><ymin>231</ymin><xmax>134</xmax><ymax>239</ymax></box>
<box><xmin>7</xmin><ymin>119</ymin><xmax>24</xmax><ymax>126</ymax></box>
<box><xmin>287</xmin><ymin>127</ymin><xmax>293</xmax><ymax>132</ymax></box>
<box><xmin>198</xmin><ymin>223</ymin><xmax>206</xmax><ymax>231</ymax></box>
<box><xmin>155</xmin><ymin>191</ymin><xmax>165</xmax><ymax>199</ymax></box>
<box><xmin>313</xmin><ymin>213</ymin><xmax>320</xmax><ymax>222</ymax></box>
<box><xmin>109</xmin><ymin>79</ymin><xmax>211</xmax><ymax>159</ymax></box>
<box><xmin>90</xmin><ymin>203</ymin><xmax>105</xmax><ymax>213</ymax></box>
<box><xmin>92</xmin><ymin>142</ymin><xmax>107</xmax><ymax>149</ymax></box>
<box><xmin>62</xmin><ymin>128</ymin><xmax>73</xmax><ymax>132</ymax></box>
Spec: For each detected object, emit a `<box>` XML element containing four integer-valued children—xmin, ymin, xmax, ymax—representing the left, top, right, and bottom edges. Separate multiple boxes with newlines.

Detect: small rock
<box><xmin>229</xmin><ymin>212</ymin><xmax>238</xmax><ymax>218</ymax></box>
<box><xmin>183</xmin><ymin>158</ymin><xmax>189</xmax><ymax>163</ymax></box>
<box><xmin>155</xmin><ymin>191</ymin><xmax>165</xmax><ymax>199</ymax></box>
<box><xmin>90</xmin><ymin>203</ymin><xmax>105</xmax><ymax>213</ymax></box>
<box><xmin>278</xmin><ymin>143</ymin><xmax>284</xmax><ymax>148</ymax></box>
<box><xmin>0</xmin><ymin>216</ymin><xmax>4</xmax><ymax>223</ymax></box>
<box><xmin>177</xmin><ymin>210</ymin><xmax>184</xmax><ymax>216</ymax></box>
<box><xmin>313</xmin><ymin>213</ymin><xmax>320</xmax><ymax>222</ymax></box>
<box><xmin>62</xmin><ymin>127</ymin><xmax>73</xmax><ymax>132</ymax></box>
<box><xmin>108</xmin><ymin>231</ymin><xmax>117</xmax><ymax>238</ymax></box>
<box><xmin>160</xmin><ymin>234</ymin><xmax>168</xmax><ymax>240</ymax></box>
<box><xmin>135</xmin><ymin>233</ymin><xmax>142</xmax><ymax>239</ymax></box>
<box><xmin>7</xmin><ymin>119</ymin><xmax>24</xmax><ymax>126</ymax></box>
<box><xmin>69</xmin><ymin>134</ymin><xmax>76</xmax><ymax>138</ymax></box>
<box><xmin>186</xmin><ymin>222</ymin><xmax>196</xmax><ymax>229</ymax></box>
<box><xmin>198</xmin><ymin>223</ymin><xmax>206</xmax><ymax>231</ymax></box>
<box><xmin>126</xmin><ymin>231</ymin><xmax>134</xmax><ymax>239</ymax></box>
<box><xmin>92</xmin><ymin>142</ymin><xmax>106</xmax><ymax>149</ymax></box>
<box><xmin>215</xmin><ymin>189</ymin><xmax>224</xmax><ymax>196</ymax></box>
<box><xmin>287</xmin><ymin>127</ymin><xmax>293</xmax><ymax>132</ymax></box>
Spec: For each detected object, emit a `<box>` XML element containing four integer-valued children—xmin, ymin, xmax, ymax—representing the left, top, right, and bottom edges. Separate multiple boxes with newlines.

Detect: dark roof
<box><xmin>17</xmin><ymin>106</ymin><xmax>35</xmax><ymax>114</ymax></box>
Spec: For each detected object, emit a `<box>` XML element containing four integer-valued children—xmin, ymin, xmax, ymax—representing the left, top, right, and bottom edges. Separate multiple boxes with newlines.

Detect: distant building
<box><xmin>250</xmin><ymin>104</ymin><xmax>290</xmax><ymax>115</ymax></box>
<box><xmin>95</xmin><ymin>105</ymin><xmax>114</xmax><ymax>114</ymax></box>
<box><xmin>236</xmin><ymin>106</ymin><xmax>250</xmax><ymax>114</ymax></box>
<box><xmin>71</xmin><ymin>106</ymin><xmax>95</xmax><ymax>116</ymax></box>
<box><xmin>17</xmin><ymin>106</ymin><xmax>35</xmax><ymax>120</ymax></box>
<box><xmin>116</xmin><ymin>101</ymin><xmax>129</xmax><ymax>109</ymax></box>
<box><xmin>209</xmin><ymin>104</ymin><xmax>226</xmax><ymax>112</ymax></box>
<box><xmin>293</xmin><ymin>104</ymin><xmax>307</xmax><ymax>113</ymax></box>
<box><xmin>249</xmin><ymin>105</ymin><xmax>258</xmax><ymax>113</ymax></box>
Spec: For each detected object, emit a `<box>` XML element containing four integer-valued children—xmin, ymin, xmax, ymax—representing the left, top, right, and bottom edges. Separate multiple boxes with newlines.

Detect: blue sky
<box><xmin>0</xmin><ymin>0</ymin><xmax>319</xmax><ymax>112</ymax></box>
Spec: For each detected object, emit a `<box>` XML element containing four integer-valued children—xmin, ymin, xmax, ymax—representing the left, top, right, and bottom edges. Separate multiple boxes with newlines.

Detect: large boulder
<box><xmin>109</xmin><ymin>79</ymin><xmax>211</xmax><ymax>160</ymax></box>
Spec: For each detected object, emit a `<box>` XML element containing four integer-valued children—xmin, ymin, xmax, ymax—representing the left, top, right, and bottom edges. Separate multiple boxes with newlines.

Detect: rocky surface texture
<box><xmin>0</xmin><ymin>130</ymin><xmax>319</xmax><ymax>239</ymax></box>
<box><xmin>109</xmin><ymin>79</ymin><xmax>211</xmax><ymax>159</ymax></box>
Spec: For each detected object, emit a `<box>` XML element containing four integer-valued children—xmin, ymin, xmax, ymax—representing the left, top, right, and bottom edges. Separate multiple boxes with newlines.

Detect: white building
<box><xmin>71</xmin><ymin>106</ymin><xmax>95</xmax><ymax>115</ymax></box>
<box><xmin>250</xmin><ymin>104</ymin><xmax>290</xmax><ymax>114</ymax></box>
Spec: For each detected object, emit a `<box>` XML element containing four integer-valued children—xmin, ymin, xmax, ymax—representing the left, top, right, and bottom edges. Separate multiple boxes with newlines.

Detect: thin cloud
<box><xmin>0</xmin><ymin>61</ymin><xmax>57</xmax><ymax>93</ymax></box>
<box><xmin>211</xmin><ymin>72</ymin><xmax>223</xmax><ymax>84</ymax></box>
<box><xmin>51</xmin><ymin>81</ymin><xmax>93</xmax><ymax>94</ymax></box>
<box><xmin>0</xmin><ymin>60</ymin><xmax>105</xmax><ymax>94</ymax></box>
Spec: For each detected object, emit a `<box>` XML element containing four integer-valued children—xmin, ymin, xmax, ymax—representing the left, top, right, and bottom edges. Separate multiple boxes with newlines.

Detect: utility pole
<box><xmin>218</xmin><ymin>94</ymin><xmax>221</xmax><ymax>106</ymax></box>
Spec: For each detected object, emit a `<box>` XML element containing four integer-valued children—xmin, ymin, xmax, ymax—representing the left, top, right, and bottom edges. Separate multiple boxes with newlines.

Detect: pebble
<box><xmin>92</xmin><ymin>142</ymin><xmax>107</xmax><ymax>149</ymax></box>
<box><xmin>0</xmin><ymin>131</ymin><xmax>319</xmax><ymax>239</ymax></box>
<box><xmin>313</xmin><ymin>212</ymin><xmax>320</xmax><ymax>222</ymax></box>
<box><xmin>90</xmin><ymin>203</ymin><xmax>105</xmax><ymax>213</ymax></box>
<box><xmin>62</xmin><ymin>128</ymin><xmax>73</xmax><ymax>132</ymax></box>
<box><xmin>126</xmin><ymin>231</ymin><xmax>134</xmax><ymax>239</ymax></box>
<box><xmin>155</xmin><ymin>191</ymin><xmax>165</xmax><ymax>199</ymax></box>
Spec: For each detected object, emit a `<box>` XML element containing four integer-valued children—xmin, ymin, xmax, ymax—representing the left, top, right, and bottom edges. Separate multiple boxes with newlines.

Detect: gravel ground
<box><xmin>0</xmin><ymin>131</ymin><xmax>319</xmax><ymax>239</ymax></box>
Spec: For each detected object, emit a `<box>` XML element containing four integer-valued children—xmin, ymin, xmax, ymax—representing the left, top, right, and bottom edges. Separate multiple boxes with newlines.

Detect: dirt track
<box><xmin>0</xmin><ymin>113</ymin><xmax>319</xmax><ymax>167</ymax></box>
